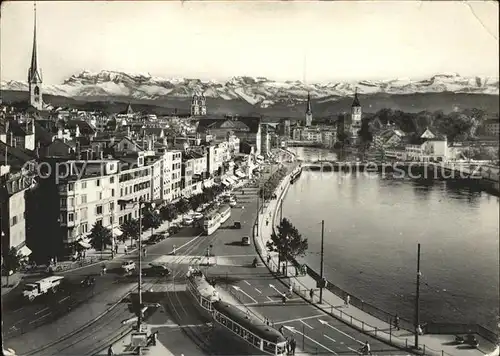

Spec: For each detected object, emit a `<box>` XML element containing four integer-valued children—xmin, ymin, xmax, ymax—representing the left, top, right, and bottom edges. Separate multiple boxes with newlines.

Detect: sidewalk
<box><xmin>95</xmin><ymin>331</ymin><xmax>176</xmax><ymax>356</ymax></box>
<box><xmin>1</xmin><ymin>272</ymin><xmax>23</xmax><ymax>295</ymax></box>
<box><xmin>254</xmin><ymin>172</ymin><xmax>499</xmax><ymax>356</ymax></box>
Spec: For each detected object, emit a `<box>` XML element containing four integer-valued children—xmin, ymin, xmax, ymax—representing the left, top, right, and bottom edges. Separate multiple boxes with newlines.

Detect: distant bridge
<box><xmin>285</xmin><ymin>141</ymin><xmax>326</xmax><ymax>148</ymax></box>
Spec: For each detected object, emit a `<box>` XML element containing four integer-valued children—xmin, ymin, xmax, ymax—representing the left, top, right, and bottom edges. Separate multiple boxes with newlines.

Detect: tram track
<box><xmin>22</xmin><ymin>230</ymin><xmax>206</xmax><ymax>356</ymax></box>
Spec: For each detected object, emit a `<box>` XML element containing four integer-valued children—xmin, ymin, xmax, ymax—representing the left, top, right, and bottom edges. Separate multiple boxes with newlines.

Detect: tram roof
<box><xmin>218</xmin><ymin>204</ymin><xmax>231</xmax><ymax>213</ymax></box>
<box><xmin>213</xmin><ymin>302</ymin><xmax>286</xmax><ymax>344</ymax></box>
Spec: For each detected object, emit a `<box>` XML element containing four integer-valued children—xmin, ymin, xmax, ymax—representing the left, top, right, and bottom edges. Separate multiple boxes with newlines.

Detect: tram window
<box><xmin>233</xmin><ymin>325</ymin><xmax>240</xmax><ymax>334</ymax></box>
<box><xmin>215</xmin><ymin>313</ymin><xmax>221</xmax><ymax>322</ymax></box>
<box><xmin>254</xmin><ymin>337</ymin><xmax>261</xmax><ymax>348</ymax></box>
<box><xmin>263</xmin><ymin>342</ymin><xmax>276</xmax><ymax>353</ymax></box>
<box><xmin>227</xmin><ymin>320</ymin><xmax>233</xmax><ymax>329</ymax></box>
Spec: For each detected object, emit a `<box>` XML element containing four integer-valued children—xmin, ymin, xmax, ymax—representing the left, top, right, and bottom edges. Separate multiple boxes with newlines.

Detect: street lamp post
<box><xmin>117</xmin><ymin>199</ymin><xmax>155</xmax><ymax>333</ymax></box>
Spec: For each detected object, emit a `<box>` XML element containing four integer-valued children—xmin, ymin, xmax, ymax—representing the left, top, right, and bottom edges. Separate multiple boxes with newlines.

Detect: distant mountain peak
<box><xmin>1</xmin><ymin>71</ymin><xmax>498</xmax><ymax>109</ymax></box>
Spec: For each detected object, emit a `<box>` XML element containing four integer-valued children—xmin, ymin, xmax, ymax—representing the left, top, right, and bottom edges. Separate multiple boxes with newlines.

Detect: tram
<box><xmin>187</xmin><ymin>271</ymin><xmax>288</xmax><ymax>356</ymax></box>
<box><xmin>212</xmin><ymin>301</ymin><xmax>288</xmax><ymax>356</ymax></box>
<box><xmin>202</xmin><ymin>209</ymin><xmax>221</xmax><ymax>236</ymax></box>
<box><xmin>218</xmin><ymin>204</ymin><xmax>231</xmax><ymax>225</ymax></box>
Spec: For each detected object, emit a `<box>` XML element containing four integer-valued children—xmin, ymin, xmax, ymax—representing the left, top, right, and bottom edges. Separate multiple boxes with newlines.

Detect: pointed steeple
<box><xmin>352</xmin><ymin>87</ymin><xmax>361</xmax><ymax>107</ymax></box>
<box><xmin>28</xmin><ymin>2</ymin><xmax>42</xmax><ymax>84</ymax></box>
<box><xmin>305</xmin><ymin>92</ymin><xmax>312</xmax><ymax>115</ymax></box>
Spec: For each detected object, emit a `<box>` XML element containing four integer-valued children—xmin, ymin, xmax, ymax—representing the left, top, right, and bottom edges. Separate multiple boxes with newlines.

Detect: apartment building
<box><xmin>0</xmin><ymin>168</ymin><xmax>35</xmax><ymax>260</ymax></box>
<box><xmin>170</xmin><ymin>150</ymin><xmax>182</xmax><ymax>200</ymax></box>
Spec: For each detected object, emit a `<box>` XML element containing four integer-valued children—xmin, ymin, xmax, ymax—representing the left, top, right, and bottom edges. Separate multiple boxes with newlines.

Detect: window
<box><xmin>96</xmin><ymin>219</ymin><xmax>103</xmax><ymax>226</ymax></box>
<box><xmin>98</xmin><ymin>192</ymin><xmax>103</xmax><ymax>200</ymax></box>
<box><xmin>11</xmin><ymin>216</ymin><xmax>18</xmax><ymax>226</ymax></box>
<box><xmin>60</xmin><ymin>198</ymin><xmax>67</xmax><ymax>207</ymax></box>
<box><xmin>96</xmin><ymin>205</ymin><xmax>103</xmax><ymax>215</ymax></box>
<box><xmin>81</xmin><ymin>195</ymin><xmax>87</xmax><ymax>204</ymax></box>
<box><xmin>109</xmin><ymin>202</ymin><xmax>115</xmax><ymax>211</ymax></box>
<box><xmin>68</xmin><ymin>197</ymin><xmax>75</xmax><ymax>207</ymax></box>
<box><xmin>110</xmin><ymin>176</ymin><xmax>115</xmax><ymax>183</ymax></box>
<box><xmin>109</xmin><ymin>216</ymin><xmax>114</xmax><ymax>225</ymax></box>
<box><xmin>81</xmin><ymin>181</ymin><xmax>87</xmax><ymax>189</ymax></box>
<box><xmin>68</xmin><ymin>183</ymin><xmax>75</xmax><ymax>191</ymax></box>
<box><xmin>111</xmin><ymin>189</ymin><xmax>115</xmax><ymax>197</ymax></box>
<box><xmin>79</xmin><ymin>223</ymin><xmax>88</xmax><ymax>234</ymax></box>
<box><xmin>68</xmin><ymin>213</ymin><xmax>74</xmax><ymax>222</ymax></box>
<box><xmin>96</xmin><ymin>179</ymin><xmax>100</xmax><ymax>187</ymax></box>
<box><xmin>81</xmin><ymin>208</ymin><xmax>88</xmax><ymax>219</ymax></box>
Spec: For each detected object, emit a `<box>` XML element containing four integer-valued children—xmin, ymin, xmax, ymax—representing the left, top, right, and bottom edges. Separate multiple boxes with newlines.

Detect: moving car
<box><xmin>142</xmin><ymin>263</ymin><xmax>171</xmax><ymax>277</ymax></box>
<box><xmin>168</xmin><ymin>225</ymin><xmax>181</xmax><ymax>235</ymax></box>
<box><xmin>121</xmin><ymin>261</ymin><xmax>136</xmax><ymax>273</ymax></box>
<box><xmin>241</xmin><ymin>236</ymin><xmax>251</xmax><ymax>246</ymax></box>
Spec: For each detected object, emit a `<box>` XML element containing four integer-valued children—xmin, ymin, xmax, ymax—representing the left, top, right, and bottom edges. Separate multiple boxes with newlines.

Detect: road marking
<box><xmin>29</xmin><ymin>312</ymin><xmax>51</xmax><ymax>324</ymax></box>
<box><xmin>217</xmin><ymin>254</ymin><xmax>259</xmax><ymax>258</ymax></box>
<box><xmin>300</xmin><ymin>320</ymin><xmax>314</xmax><ymax>329</ymax></box>
<box><xmin>232</xmin><ymin>286</ymin><xmax>258</xmax><ymax>303</ymax></box>
<box><xmin>243</xmin><ymin>280</ymin><xmax>251</xmax><ymax>286</ymax></box>
<box><xmin>324</xmin><ymin>334</ymin><xmax>336</xmax><ymax>343</ymax></box>
<box><xmin>347</xmin><ymin>346</ymin><xmax>361</xmax><ymax>354</ymax></box>
<box><xmin>274</xmin><ymin>314</ymin><xmax>324</xmax><ymax>325</ymax></box>
<box><xmin>254</xmin><ymin>288</ymin><xmax>262</xmax><ymax>294</ymax></box>
<box><xmin>58</xmin><ymin>296</ymin><xmax>70</xmax><ymax>303</ymax></box>
<box><xmin>267</xmin><ymin>296</ymin><xmax>276</xmax><ymax>302</ymax></box>
<box><xmin>319</xmin><ymin>319</ymin><xmax>364</xmax><ymax>345</ymax></box>
<box><xmin>35</xmin><ymin>307</ymin><xmax>49</xmax><ymax>315</ymax></box>
<box><xmin>284</xmin><ymin>325</ymin><xmax>338</xmax><ymax>355</ymax></box>
<box><xmin>13</xmin><ymin>307</ymin><xmax>23</xmax><ymax>313</ymax></box>
<box><xmin>13</xmin><ymin>318</ymin><xmax>25</xmax><ymax>325</ymax></box>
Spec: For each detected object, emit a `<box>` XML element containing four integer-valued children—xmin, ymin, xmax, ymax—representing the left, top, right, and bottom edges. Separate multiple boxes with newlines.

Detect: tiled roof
<box><xmin>67</xmin><ymin>120</ymin><xmax>96</xmax><ymax>135</ymax></box>
<box><xmin>0</xmin><ymin>141</ymin><xmax>36</xmax><ymax>171</ymax></box>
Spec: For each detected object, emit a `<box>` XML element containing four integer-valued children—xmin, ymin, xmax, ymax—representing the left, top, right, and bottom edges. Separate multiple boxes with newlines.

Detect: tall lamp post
<box><xmin>414</xmin><ymin>243</ymin><xmax>422</xmax><ymax>349</ymax></box>
<box><xmin>118</xmin><ymin>199</ymin><xmax>156</xmax><ymax>355</ymax></box>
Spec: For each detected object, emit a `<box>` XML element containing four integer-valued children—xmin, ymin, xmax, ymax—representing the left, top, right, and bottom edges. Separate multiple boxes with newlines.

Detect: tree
<box><xmin>160</xmin><ymin>204</ymin><xmax>178</xmax><ymax>222</ymax></box>
<box><xmin>120</xmin><ymin>219</ymin><xmax>140</xmax><ymax>244</ymax></box>
<box><xmin>175</xmin><ymin>198</ymin><xmax>190</xmax><ymax>214</ymax></box>
<box><xmin>266</xmin><ymin>218</ymin><xmax>308</xmax><ymax>274</ymax></box>
<box><xmin>143</xmin><ymin>210</ymin><xmax>162</xmax><ymax>231</ymax></box>
<box><xmin>88</xmin><ymin>223</ymin><xmax>113</xmax><ymax>251</ymax></box>
<box><xmin>2</xmin><ymin>247</ymin><xmax>21</xmax><ymax>286</ymax></box>
<box><xmin>189</xmin><ymin>194</ymin><xmax>204</xmax><ymax>211</ymax></box>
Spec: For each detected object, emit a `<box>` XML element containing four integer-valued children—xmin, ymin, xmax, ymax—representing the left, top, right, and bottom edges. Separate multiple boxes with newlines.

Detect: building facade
<box><xmin>191</xmin><ymin>93</ymin><xmax>207</xmax><ymax>117</ymax></box>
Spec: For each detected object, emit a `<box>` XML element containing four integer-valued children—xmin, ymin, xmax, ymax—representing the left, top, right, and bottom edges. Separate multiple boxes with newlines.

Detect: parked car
<box><xmin>192</xmin><ymin>212</ymin><xmax>204</xmax><ymax>220</ymax></box>
<box><xmin>168</xmin><ymin>225</ymin><xmax>181</xmax><ymax>235</ymax></box>
<box><xmin>183</xmin><ymin>217</ymin><xmax>194</xmax><ymax>225</ymax></box>
<box><xmin>121</xmin><ymin>261</ymin><xmax>136</xmax><ymax>273</ymax></box>
<box><xmin>147</xmin><ymin>234</ymin><xmax>164</xmax><ymax>244</ymax></box>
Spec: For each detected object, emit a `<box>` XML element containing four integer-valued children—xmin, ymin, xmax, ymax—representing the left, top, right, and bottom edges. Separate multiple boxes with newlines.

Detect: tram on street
<box><xmin>202</xmin><ymin>209</ymin><xmax>221</xmax><ymax>236</ymax></box>
<box><xmin>218</xmin><ymin>204</ymin><xmax>231</xmax><ymax>225</ymax></box>
<box><xmin>187</xmin><ymin>271</ymin><xmax>287</xmax><ymax>356</ymax></box>
<box><xmin>212</xmin><ymin>301</ymin><xmax>288</xmax><ymax>356</ymax></box>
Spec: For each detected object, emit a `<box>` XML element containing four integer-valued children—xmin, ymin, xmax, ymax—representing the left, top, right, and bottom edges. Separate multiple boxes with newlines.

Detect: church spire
<box><xmin>352</xmin><ymin>87</ymin><xmax>361</xmax><ymax>107</ymax></box>
<box><xmin>306</xmin><ymin>92</ymin><xmax>312</xmax><ymax>115</ymax></box>
<box><xmin>28</xmin><ymin>1</ymin><xmax>42</xmax><ymax>84</ymax></box>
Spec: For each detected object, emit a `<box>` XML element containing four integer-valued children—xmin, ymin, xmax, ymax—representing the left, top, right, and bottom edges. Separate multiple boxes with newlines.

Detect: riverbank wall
<box><xmin>260</xmin><ymin>164</ymin><xmax>499</xmax><ymax>346</ymax></box>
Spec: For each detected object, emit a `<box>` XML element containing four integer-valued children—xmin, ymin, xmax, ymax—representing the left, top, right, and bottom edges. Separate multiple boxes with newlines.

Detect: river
<box><xmin>284</xmin><ymin>147</ymin><xmax>499</xmax><ymax>331</ymax></box>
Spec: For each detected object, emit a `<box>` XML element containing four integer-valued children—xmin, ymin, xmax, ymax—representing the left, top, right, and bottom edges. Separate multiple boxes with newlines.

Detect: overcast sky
<box><xmin>1</xmin><ymin>1</ymin><xmax>498</xmax><ymax>84</ymax></box>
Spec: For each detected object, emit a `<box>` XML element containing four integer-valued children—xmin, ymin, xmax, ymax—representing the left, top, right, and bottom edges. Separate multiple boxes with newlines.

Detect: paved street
<box><xmin>3</xmin><ymin>173</ymin><xmax>268</xmax><ymax>355</ymax></box>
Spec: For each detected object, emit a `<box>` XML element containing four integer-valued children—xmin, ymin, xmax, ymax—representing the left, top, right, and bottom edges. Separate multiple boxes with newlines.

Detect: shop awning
<box><xmin>113</xmin><ymin>228</ymin><xmax>123</xmax><ymax>237</ymax></box>
<box><xmin>78</xmin><ymin>241</ymin><xmax>91</xmax><ymax>249</ymax></box>
<box><xmin>17</xmin><ymin>245</ymin><xmax>32</xmax><ymax>257</ymax></box>
<box><xmin>235</xmin><ymin>170</ymin><xmax>246</xmax><ymax>178</ymax></box>
<box><xmin>227</xmin><ymin>176</ymin><xmax>238</xmax><ymax>184</ymax></box>
<box><xmin>221</xmin><ymin>180</ymin><xmax>231</xmax><ymax>187</ymax></box>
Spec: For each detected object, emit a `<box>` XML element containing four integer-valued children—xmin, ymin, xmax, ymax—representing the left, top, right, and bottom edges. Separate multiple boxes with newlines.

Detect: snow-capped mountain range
<box><xmin>2</xmin><ymin>70</ymin><xmax>498</xmax><ymax>108</ymax></box>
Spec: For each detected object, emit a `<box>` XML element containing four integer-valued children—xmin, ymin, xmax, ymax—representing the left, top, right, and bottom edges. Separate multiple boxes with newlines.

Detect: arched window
<box><xmin>34</xmin><ymin>86</ymin><xmax>40</xmax><ymax>95</ymax></box>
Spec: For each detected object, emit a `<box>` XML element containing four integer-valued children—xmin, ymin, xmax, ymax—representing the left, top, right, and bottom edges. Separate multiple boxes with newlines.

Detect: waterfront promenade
<box><xmin>254</xmin><ymin>165</ymin><xmax>499</xmax><ymax>356</ymax></box>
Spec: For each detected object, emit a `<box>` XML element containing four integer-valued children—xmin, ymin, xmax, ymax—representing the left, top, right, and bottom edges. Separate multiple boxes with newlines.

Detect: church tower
<box><xmin>28</xmin><ymin>2</ymin><xmax>43</xmax><ymax>110</ymax></box>
<box><xmin>199</xmin><ymin>94</ymin><xmax>207</xmax><ymax>116</ymax></box>
<box><xmin>350</xmin><ymin>88</ymin><xmax>362</xmax><ymax>138</ymax></box>
<box><xmin>305</xmin><ymin>92</ymin><xmax>313</xmax><ymax>127</ymax></box>
<box><xmin>191</xmin><ymin>94</ymin><xmax>200</xmax><ymax>116</ymax></box>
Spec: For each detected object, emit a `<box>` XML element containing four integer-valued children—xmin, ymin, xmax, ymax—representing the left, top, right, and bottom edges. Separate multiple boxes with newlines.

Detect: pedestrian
<box><xmin>266</xmin><ymin>219</ymin><xmax>269</xmax><ymax>226</ymax></box>
<box><xmin>345</xmin><ymin>294</ymin><xmax>350</xmax><ymax>307</ymax></box>
<box><xmin>394</xmin><ymin>314</ymin><xmax>400</xmax><ymax>331</ymax></box>
<box><xmin>107</xmin><ymin>345</ymin><xmax>114</xmax><ymax>356</ymax></box>
<box><xmin>416</xmin><ymin>324</ymin><xmax>423</xmax><ymax>335</ymax></box>
<box><xmin>152</xmin><ymin>331</ymin><xmax>158</xmax><ymax>346</ymax></box>
<box><xmin>143</xmin><ymin>248</ymin><xmax>147</xmax><ymax>257</ymax></box>
<box><xmin>309</xmin><ymin>288</ymin><xmax>314</xmax><ymax>301</ymax></box>
<box><xmin>288</xmin><ymin>284</ymin><xmax>293</xmax><ymax>297</ymax></box>
<box><xmin>267</xmin><ymin>254</ymin><xmax>271</xmax><ymax>264</ymax></box>
<box><xmin>290</xmin><ymin>338</ymin><xmax>296</xmax><ymax>355</ymax></box>
<box><xmin>282</xmin><ymin>263</ymin><xmax>286</xmax><ymax>275</ymax></box>
<box><xmin>115</xmin><ymin>244</ymin><xmax>118</xmax><ymax>254</ymax></box>
<box><xmin>124</xmin><ymin>245</ymin><xmax>128</xmax><ymax>255</ymax></box>
<box><xmin>279</xmin><ymin>325</ymin><xmax>284</xmax><ymax>335</ymax></box>
<box><xmin>173</xmin><ymin>245</ymin><xmax>177</xmax><ymax>255</ymax></box>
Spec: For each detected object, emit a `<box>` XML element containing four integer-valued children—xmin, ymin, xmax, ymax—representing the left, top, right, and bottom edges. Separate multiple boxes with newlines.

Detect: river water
<box><xmin>284</xmin><ymin>147</ymin><xmax>499</xmax><ymax>331</ymax></box>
